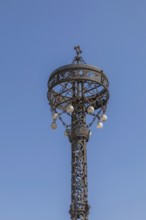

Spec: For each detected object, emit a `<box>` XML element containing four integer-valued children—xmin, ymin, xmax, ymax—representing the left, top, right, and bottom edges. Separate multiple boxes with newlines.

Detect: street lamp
<box><xmin>47</xmin><ymin>46</ymin><xmax>109</xmax><ymax>220</ymax></box>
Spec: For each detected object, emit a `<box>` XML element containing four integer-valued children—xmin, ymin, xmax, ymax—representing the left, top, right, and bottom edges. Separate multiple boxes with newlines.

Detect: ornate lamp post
<box><xmin>47</xmin><ymin>46</ymin><xmax>109</xmax><ymax>220</ymax></box>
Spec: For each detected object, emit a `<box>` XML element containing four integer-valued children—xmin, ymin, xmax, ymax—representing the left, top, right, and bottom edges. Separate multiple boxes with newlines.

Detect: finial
<box><xmin>74</xmin><ymin>45</ymin><xmax>82</xmax><ymax>57</ymax></box>
<box><xmin>73</xmin><ymin>45</ymin><xmax>85</xmax><ymax>64</ymax></box>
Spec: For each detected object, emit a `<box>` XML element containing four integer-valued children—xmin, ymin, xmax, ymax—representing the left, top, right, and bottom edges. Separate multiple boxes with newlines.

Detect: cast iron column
<box><xmin>47</xmin><ymin>46</ymin><xmax>109</xmax><ymax>220</ymax></box>
<box><xmin>69</xmin><ymin>80</ymin><xmax>90</xmax><ymax>220</ymax></box>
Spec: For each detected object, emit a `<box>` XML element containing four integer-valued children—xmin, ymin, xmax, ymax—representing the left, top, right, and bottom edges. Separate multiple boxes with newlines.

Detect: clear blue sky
<box><xmin>0</xmin><ymin>0</ymin><xmax>146</xmax><ymax>220</ymax></box>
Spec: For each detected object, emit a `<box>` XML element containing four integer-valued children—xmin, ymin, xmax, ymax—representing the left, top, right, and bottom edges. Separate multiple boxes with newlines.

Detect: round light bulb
<box><xmin>52</xmin><ymin>113</ymin><xmax>58</xmax><ymax>120</ymax></box>
<box><xmin>97</xmin><ymin>121</ymin><xmax>103</xmax><ymax>129</ymax></box>
<box><xmin>51</xmin><ymin>122</ymin><xmax>57</xmax><ymax>129</ymax></box>
<box><xmin>66</xmin><ymin>105</ymin><xmax>74</xmax><ymax>113</ymax></box>
<box><xmin>79</xmin><ymin>215</ymin><xmax>84</xmax><ymax>220</ymax></box>
<box><xmin>64</xmin><ymin>130</ymin><xmax>68</xmax><ymax>136</ymax></box>
<box><xmin>87</xmin><ymin>106</ymin><xmax>94</xmax><ymax>114</ymax></box>
<box><xmin>101</xmin><ymin>114</ymin><xmax>107</xmax><ymax>122</ymax></box>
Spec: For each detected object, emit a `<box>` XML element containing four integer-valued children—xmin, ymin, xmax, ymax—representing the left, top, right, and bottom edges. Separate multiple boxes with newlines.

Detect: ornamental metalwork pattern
<box><xmin>47</xmin><ymin>46</ymin><xmax>109</xmax><ymax>220</ymax></box>
<box><xmin>69</xmin><ymin>101</ymin><xmax>90</xmax><ymax>220</ymax></box>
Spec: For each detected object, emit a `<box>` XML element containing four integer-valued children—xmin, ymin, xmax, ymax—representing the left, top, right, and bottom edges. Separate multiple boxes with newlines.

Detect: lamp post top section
<box><xmin>47</xmin><ymin>47</ymin><xmax>109</xmax><ymax>130</ymax></box>
<box><xmin>49</xmin><ymin>46</ymin><xmax>109</xmax><ymax>87</ymax></box>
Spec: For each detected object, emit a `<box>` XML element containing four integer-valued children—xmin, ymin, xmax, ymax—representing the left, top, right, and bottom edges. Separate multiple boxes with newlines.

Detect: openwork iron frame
<box><xmin>47</xmin><ymin>46</ymin><xmax>109</xmax><ymax>220</ymax></box>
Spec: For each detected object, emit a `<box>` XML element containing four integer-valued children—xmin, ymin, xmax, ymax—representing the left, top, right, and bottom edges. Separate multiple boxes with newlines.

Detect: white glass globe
<box><xmin>87</xmin><ymin>106</ymin><xmax>94</xmax><ymax>114</ymax></box>
<box><xmin>64</xmin><ymin>130</ymin><xmax>68</xmax><ymax>136</ymax></box>
<box><xmin>51</xmin><ymin>122</ymin><xmax>57</xmax><ymax>129</ymax></box>
<box><xmin>101</xmin><ymin>114</ymin><xmax>107</xmax><ymax>122</ymax></box>
<box><xmin>66</xmin><ymin>105</ymin><xmax>74</xmax><ymax>113</ymax></box>
<box><xmin>52</xmin><ymin>113</ymin><xmax>58</xmax><ymax>120</ymax></box>
<box><xmin>79</xmin><ymin>215</ymin><xmax>84</xmax><ymax>220</ymax></box>
<box><xmin>97</xmin><ymin>121</ymin><xmax>103</xmax><ymax>129</ymax></box>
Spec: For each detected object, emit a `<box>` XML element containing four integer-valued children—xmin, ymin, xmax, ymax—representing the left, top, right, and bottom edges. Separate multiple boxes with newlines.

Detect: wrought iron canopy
<box><xmin>47</xmin><ymin>46</ymin><xmax>109</xmax><ymax>131</ymax></box>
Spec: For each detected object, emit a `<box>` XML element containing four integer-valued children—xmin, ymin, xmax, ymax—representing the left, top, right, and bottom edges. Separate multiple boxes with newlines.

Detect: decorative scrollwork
<box><xmin>47</xmin><ymin>64</ymin><xmax>109</xmax><ymax>131</ymax></box>
<box><xmin>47</xmin><ymin>47</ymin><xmax>109</xmax><ymax>220</ymax></box>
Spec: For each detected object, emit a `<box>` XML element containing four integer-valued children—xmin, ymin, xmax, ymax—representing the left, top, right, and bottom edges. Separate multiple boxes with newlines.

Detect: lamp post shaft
<box><xmin>69</xmin><ymin>82</ymin><xmax>90</xmax><ymax>220</ymax></box>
